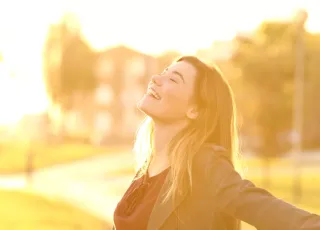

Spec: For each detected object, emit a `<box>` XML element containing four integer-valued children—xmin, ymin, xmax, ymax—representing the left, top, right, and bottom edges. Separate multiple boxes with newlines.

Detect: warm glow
<box><xmin>0</xmin><ymin>0</ymin><xmax>319</xmax><ymax>125</ymax></box>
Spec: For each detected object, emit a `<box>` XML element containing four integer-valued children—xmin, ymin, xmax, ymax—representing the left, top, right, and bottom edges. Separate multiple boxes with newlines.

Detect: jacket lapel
<box><xmin>147</xmin><ymin>170</ymin><xmax>188</xmax><ymax>230</ymax></box>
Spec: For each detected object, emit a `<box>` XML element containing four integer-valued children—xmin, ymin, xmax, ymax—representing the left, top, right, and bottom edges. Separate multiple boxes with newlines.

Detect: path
<box><xmin>0</xmin><ymin>149</ymin><xmax>319</xmax><ymax>230</ymax></box>
<box><xmin>0</xmin><ymin>149</ymin><xmax>136</xmax><ymax>223</ymax></box>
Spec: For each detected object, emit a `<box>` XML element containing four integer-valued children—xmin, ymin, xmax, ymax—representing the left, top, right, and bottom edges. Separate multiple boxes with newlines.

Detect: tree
<box><xmin>232</xmin><ymin>19</ymin><xmax>320</xmax><ymax>186</ymax></box>
<box><xmin>43</xmin><ymin>13</ymin><xmax>97</xmax><ymax>137</ymax></box>
<box><xmin>302</xmin><ymin>33</ymin><xmax>320</xmax><ymax>149</ymax></box>
<box><xmin>233</xmin><ymin>22</ymin><xmax>295</xmax><ymax>152</ymax></box>
<box><xmin>232</xmin><ymin>21</ymin><xmax>299</xmax><ymax>187</ymax></box>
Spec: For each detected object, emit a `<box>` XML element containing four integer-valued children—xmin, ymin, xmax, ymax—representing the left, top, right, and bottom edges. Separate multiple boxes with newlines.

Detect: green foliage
<box><xmin>43</xmin><ymin>15</ymin><xmax>96</xmax><ymax>110</ymax></box>
<box><xmin>60</xmin><ymin>33</ymin><xmax>97</xmax><ymax>96</ymax></box>
<box><xmin>232</xmin><ymin>20</ymin><xmax>320</xmax><ymax>157</ymax></box>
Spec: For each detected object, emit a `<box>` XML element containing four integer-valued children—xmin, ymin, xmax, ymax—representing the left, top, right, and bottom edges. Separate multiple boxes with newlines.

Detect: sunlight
<box><xmin>0</xmin><ymin>2</ymin><xmax>319</xmax><ymax>229</ymax></box>
<box><xmin>0</xmin><ymin>0</ymin><xmax>319</xmax><ymax>126</ymax></box>
<box><xmin>0</xmin><ymin>0</ymin><xmax>58</xmax><ymax>125</ymax></box>
<box><xmin>0</xmin><ymin>64</ymin><xmax>24</xmax><ymax>125</ymax></box>
<box><xmin>75</xmin><ymin>0</ymin><xmax>320</xmax><ymax>55</ymax></box>
<box><xmin>0</xmin><ymin>70</ymin><xmax>49</xmax><ymax>126</ymax></box>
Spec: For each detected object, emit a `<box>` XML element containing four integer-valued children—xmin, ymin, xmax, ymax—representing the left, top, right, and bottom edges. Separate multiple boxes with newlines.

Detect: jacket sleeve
<box><xmin>211</xmin><ymin>154</ymin><xmax>320</xmax><ymax>230</ymax></box>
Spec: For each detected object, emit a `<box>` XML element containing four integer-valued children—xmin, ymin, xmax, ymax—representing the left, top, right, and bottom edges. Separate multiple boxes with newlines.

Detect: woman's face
<box><xmin>138</xmin><ymin>61</ymin><xmax>198</xmax><ymax>123</ymax></box>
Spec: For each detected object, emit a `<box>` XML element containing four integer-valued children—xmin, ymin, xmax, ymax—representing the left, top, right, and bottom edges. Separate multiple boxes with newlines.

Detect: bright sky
<box><xmin>0</xmin><ymin>0</ymin><xmax>319</xmax><ymax>124</ymax></box>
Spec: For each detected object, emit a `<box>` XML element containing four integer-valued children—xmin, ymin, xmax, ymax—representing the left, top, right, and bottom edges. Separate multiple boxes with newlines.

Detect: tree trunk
<box><xmin>262</xmin><ymin>157</ymin><xmax>271</xmax><ymax>189</ymax></box>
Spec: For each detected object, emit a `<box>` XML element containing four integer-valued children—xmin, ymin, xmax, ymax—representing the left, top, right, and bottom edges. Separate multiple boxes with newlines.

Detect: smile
<box><xmin>147</xmin><ymin>87</ymin><xmax>161</xmax><ymax>100</ymax></box>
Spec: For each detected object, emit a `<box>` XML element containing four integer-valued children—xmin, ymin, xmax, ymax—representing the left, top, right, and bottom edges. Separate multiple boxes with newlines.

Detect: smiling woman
<box><xmin>137</xmin><ymin>60</ymin><xmax>198</xmax><ymax>124</ymax></box>
<box><xmin>113</xmin><ymin>56</ymin><xmax>320</xmax><ymax>230</ymax></box>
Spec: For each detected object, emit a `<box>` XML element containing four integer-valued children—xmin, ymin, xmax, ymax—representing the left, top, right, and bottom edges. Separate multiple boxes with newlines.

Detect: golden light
<box><xmin>0</xmin><ymin>0</ymin><xmax>319</xmax><ymax>126</ymax></box>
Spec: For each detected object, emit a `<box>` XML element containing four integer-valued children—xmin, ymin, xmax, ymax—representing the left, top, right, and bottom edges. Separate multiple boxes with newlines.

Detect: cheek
<box><xmin>162</xmin><ymin>89</ymin><xmax>190</xmax><ymax>110</ymax></box>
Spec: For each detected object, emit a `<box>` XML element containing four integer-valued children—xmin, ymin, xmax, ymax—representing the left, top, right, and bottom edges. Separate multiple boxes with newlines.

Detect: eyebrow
<box><xmin>163</xmin><ymin>68</ymin><xmax>185</xmax><ymax>83</ymax></box>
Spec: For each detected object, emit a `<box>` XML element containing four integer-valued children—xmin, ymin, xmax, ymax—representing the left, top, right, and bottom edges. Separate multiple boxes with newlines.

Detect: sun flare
<box><xmin>0</xmin><ymin>0</ymin><xmax>319</xmax><ymax>125</ymax></box>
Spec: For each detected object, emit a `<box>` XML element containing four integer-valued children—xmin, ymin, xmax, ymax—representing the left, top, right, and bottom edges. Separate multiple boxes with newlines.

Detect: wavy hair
<box><xmin>133</xmin><ymin>56</ymin><xmax>242</xmax><ymax>203</ymax></box>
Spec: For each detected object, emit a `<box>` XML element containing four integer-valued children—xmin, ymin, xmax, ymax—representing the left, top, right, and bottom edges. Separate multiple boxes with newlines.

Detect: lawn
<box><xmin>0</xmin><ymin>141</ymin><xmax>128</xmax><ymax>174</ymax></box>
<box><xmin>0</xmin><ymin>189</ymin><xmax>109</xmax><ymax>230</ymax></box>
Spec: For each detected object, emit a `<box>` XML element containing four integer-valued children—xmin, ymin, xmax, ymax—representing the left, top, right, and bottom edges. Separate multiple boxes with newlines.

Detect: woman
<box><xmin>113</xmin><ymin>56</ymin><xmax>320</xmax><ymax>230</ymax></box>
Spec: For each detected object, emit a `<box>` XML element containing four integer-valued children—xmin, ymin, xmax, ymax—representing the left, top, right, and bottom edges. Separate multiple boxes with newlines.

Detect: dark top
<box><xmin>112</xmin><ymin>144</ymin><xmax>320</xmax><ymax>230</ymax></box>
<box><xmin>114</xmin><ymin>167</ymin><xmax>170</xmax><ymax>230</ymax></box>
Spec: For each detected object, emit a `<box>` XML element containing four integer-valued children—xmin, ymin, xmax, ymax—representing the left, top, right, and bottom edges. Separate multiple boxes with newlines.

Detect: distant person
<box><xmin>113</xmin><ymin>56</ymin><xmax>320</xmax><ymax>230</ymax></box>
<box><xmin>26</xmin><ymin>146</ymin><xmax>34</xmax><ymax>186</ymax></box>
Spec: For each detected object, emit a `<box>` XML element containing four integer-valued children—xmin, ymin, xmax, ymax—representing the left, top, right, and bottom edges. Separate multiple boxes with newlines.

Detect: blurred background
<box><xmin>0</xmin><ymin>0</ymin><xmax>319</xmax><ymax>229</ymax></box>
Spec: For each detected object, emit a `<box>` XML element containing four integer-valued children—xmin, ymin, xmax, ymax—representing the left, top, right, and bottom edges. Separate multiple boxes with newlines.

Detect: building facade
<box><xmin>92</xmin><ymin>46</ymin><xmax>158</xmax><ymax>144</ymax></box>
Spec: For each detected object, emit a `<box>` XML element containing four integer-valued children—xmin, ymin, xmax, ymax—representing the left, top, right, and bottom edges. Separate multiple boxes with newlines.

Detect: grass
<box><xmin>0</xmin><ymin>141</ymin><xmax>128</xmax><ymax>174</ymax></box>
<box><xmin>0</xmin><ymin>189</ymin><xmax>109</xmax><ymax>230</ymax></box>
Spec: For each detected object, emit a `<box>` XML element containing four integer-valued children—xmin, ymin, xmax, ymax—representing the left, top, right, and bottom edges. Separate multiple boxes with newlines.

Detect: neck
<box><xmin>152</xmin><ymin>119</ymin><xmax>189</xmax><ymax>157</ymax></box>
<box><xmin>147</xmin><ymin>119</ymin><xmax>189</xmax><ymax>176</ymax></box>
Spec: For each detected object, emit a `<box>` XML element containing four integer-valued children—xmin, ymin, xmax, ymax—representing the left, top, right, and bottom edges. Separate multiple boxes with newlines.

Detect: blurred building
<box><xmin>92</xmin><ymin>45</ymin><xmax>158</xmax><ymax>144</ymax></box>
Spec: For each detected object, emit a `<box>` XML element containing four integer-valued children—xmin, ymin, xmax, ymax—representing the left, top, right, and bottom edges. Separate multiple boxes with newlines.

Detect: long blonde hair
<box><xmin>133</xmin><ymin>56</ymin><xmax>242</xmax><ymax>203</ymax></box>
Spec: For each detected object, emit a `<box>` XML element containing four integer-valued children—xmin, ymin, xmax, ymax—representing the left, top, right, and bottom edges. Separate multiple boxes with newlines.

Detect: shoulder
<box><xmin>193</xmin><ymin>144</ymin><xmax>233</xmax><ymax>170</ymax></box>
<box><xmin>192</xmin><ymin>144</ymin><xmax>236</xmax><ymax>186</ymax></box>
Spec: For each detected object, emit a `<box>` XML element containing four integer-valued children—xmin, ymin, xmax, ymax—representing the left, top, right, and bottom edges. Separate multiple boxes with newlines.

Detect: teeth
<box><xmin>148</xmin><ymin>88</ymin><xmax>160</xmax><ymax>100</ymax></box>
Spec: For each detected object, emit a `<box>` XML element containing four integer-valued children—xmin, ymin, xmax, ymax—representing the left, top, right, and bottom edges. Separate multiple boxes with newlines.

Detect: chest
<box><xmin>152</xmin><ymin>173</ymin><xmax>237</xmax><ymax>230</ymax></box>
<box><xmin>160</xmin><ymin>197</ymin><xmax>237</xmax><ymax>230</ymax></box>
<box><xmin>160</xmin><ymin>189</ymin><xmax>215</xmax><ymax>229</ymax></box>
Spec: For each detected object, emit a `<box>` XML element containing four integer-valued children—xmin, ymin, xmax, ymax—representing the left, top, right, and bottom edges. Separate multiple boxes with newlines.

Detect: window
<box><xmin>95</xmin><ymin>58</ymin><xmax>114</xmax><ymax>79</ymax></box>
<box><xmin>95</xmin><ymin>84</ymin><xmax>114</xmax><ymax>105</ymax></box>
<box><xmin>123</xmin><ymin>57</ymin><xmax>146</xmax><ymax>84</ymax></box>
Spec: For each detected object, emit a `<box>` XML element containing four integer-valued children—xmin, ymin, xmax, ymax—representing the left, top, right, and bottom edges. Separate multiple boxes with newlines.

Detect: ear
<box><xmin>186</xmin><ymin>106</ymin><xmax>199</xmax><ymax>120</ymax></box>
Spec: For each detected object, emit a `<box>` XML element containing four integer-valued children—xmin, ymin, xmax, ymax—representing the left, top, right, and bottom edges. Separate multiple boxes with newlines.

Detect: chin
<box><xmin>137</xmin><ymin>96</ymin><xmax>155</xmax><ymax>116</ymax></box>
<box><xmin>138</xmin><ymin>105</ymin><xmax>156</xmax><ymax>119</ymax></box>
<box><xmin>138</xmin><ymin>103</ymin><xmax>165</xmax><ymax>124</ymax></box>
<box><xmin>137</xmin><ymin>95</ymin><xmax>172</xmax><ymax>123</ymax></box>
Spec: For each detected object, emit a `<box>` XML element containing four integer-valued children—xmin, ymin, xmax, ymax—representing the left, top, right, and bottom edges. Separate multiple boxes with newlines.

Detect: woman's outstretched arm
<box><xmin>210</xmin><ymin>152</ymin><xmax>320</xmax><ymax>230</ymax></box>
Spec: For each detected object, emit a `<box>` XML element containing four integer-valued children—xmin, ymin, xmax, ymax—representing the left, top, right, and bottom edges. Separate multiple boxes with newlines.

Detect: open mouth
<box><xmin>147</xmin><ymin>87</ymin><xmax>161</xmax><ymax>100</ymax></box>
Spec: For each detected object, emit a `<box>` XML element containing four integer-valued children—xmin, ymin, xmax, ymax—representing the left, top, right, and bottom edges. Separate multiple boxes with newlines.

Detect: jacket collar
<box><xmin>147</xmin><ymin>169</ymin><xmax>188</xmax><ymax>230</ymax></box>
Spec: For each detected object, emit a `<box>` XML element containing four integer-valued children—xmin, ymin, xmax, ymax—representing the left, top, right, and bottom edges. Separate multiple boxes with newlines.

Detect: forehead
<box><xmin>168</xmin><ymin>61</ymin><xmax>197</xmax><ymax>84</ymax></box>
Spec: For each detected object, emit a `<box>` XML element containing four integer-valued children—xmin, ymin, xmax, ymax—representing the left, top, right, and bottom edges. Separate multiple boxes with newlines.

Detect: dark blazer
<box><xmin>113</xmin><ymin>145</ymin><xmax>320</xmax><ymax>230</ymax></box>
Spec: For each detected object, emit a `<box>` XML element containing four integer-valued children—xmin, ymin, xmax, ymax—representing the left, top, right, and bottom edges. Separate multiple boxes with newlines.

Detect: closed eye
<box><xmin>170</xmin><ymin>78</ymin><xmax>178</xmax><ymax>83</ymax></box>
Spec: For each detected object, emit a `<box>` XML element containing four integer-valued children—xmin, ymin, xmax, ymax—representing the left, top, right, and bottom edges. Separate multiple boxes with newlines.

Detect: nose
<box><xmin>151</xmin><ymin>74</ymin><xmax>162</xmax><ymax>86</ymax></box>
